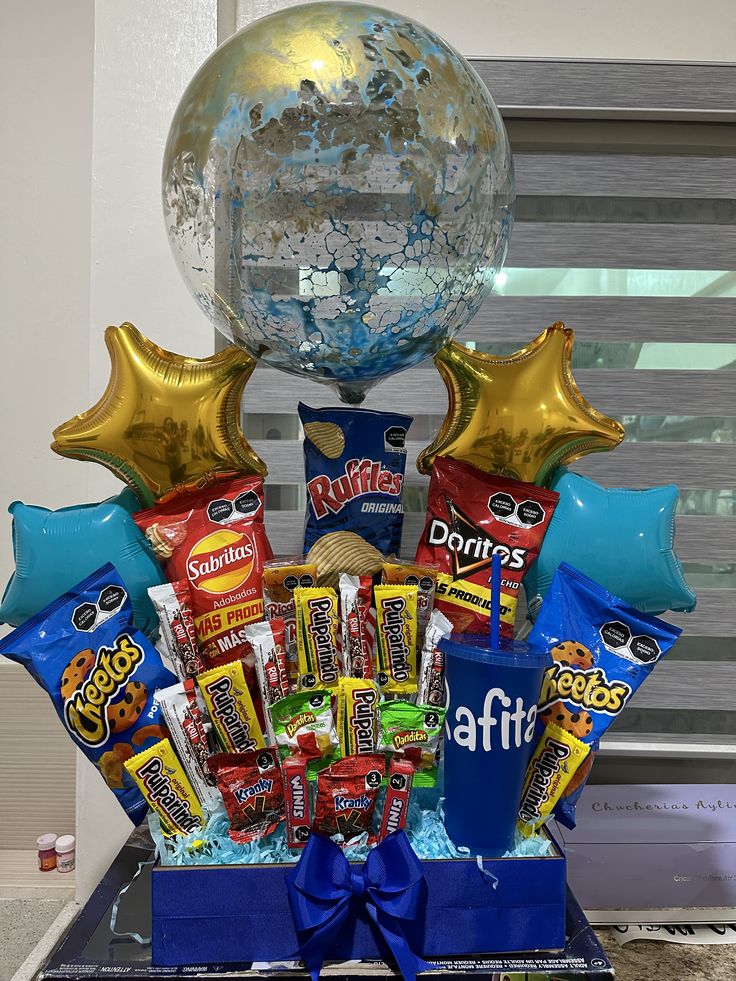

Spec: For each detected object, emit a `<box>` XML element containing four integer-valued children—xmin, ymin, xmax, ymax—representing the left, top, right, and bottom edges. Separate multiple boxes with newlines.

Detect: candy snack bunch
<box><xmin>0</xmin><ymin>402</ymin><xmax>682</xmax><ymax>859</ymax></box>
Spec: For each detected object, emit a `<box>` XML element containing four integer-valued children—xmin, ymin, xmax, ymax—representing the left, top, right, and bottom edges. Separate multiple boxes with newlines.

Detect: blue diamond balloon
<box><xmin>0</xmin><ymin>494</ymin><xmax>165</xmax><ymax>634</ymax></box>
<box><xmin>525</xmin><ymin>470</ymin><xmax>696</xmax><ymax>615</ymax></box>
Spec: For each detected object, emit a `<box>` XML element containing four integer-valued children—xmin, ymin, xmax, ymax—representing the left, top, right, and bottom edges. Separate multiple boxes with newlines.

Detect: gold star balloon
<box><xmin>52</xmin><ymin>322</ymin><xmax>267</xmax><ymax>506</ymax></box>
<box><xmin>417</xmin><ymin>323</ymin><xmax>624</xmax><ymax>485</ymax></box>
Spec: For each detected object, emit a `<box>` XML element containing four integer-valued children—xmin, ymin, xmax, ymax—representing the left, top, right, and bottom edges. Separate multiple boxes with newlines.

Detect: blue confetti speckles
<box><xmin>163</xmin><ymin>2</ymin><xmax>514</xmax><ymax>402</ymax></box>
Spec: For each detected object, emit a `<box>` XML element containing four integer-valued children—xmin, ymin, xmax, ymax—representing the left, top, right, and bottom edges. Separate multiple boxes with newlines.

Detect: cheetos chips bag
<box><xmin>529</xmin><ymin>562</ymin><xmax>682</xmax><ymax>828</ymax></box>
<box><xmin>135</xmin><ymin>476</ymin><xmax>273</xmax><ymax>683</ymax></box>
<box><xmin>0</xmin><ymin>563</ymin><xmax>176</xmax><ymax>823</ymax></box>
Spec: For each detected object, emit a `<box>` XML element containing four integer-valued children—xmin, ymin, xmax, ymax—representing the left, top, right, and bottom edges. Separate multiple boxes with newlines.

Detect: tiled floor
<box><xmin>598</xmin><ymin>928</ymin><xmax>736</xmax><ymax>981</ymax></box>
<box><xmin>0</xmin><ymin>898</ymin><xmax>67</xmax><ymax>981</ymax></box>
<box><xmin>0</xmin><ymin>850</ymin><xmax>76</xmax><ymax>981</ymax></box>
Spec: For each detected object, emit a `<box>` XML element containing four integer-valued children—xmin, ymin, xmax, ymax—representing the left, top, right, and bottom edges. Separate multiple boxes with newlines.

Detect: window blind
<box><xmin>232</xmin><ymin>58</ymin><xmax>735</xmax><ymax>760</ymax></box>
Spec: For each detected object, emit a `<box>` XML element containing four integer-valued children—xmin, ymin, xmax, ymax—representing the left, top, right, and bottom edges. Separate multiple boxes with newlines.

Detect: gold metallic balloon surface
<box><xmin>417</xmin><ymin>323</ymin><xmax>624</xmax><ymax>486</ymax></box>
<box><xmin>52</xmin><ymin>323</ymin><xmax>267</xmax><ymax>506</ymax></box>
<box><xmin>162</xmin><ymin>2</ymin><xmax>514</xmax><ymax>401</ymax></box>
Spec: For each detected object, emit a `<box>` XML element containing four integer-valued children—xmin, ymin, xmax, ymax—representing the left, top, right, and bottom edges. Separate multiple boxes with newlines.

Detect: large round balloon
<box><xmin>162</xmin><ymin>2</ymin><xmax>514</xmax><ymax>402</ymax></box>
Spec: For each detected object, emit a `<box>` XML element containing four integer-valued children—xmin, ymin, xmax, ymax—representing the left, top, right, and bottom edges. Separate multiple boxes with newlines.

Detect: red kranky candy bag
<box><xmin>313</xmin><ymin>753</ymin><xmax>385</xmax><ymax>842</ymax></box>
<box><xmin>135</xmin><ymin>476</ymin><xmax>273</xmax><ymax>685</ymax></box>
<box><xmin>208</xmin><ymin>748</ymin><xmax>285</xmax><ymax>843</ymax></box>
<box><xmin>415</xmin><ymin>457</ymin><xmax>558</xmax><ymax>638</ymax></box>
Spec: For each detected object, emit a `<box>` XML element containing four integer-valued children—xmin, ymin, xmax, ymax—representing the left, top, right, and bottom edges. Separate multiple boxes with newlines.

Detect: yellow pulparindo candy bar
<box><xmin>124</xmin><ymin>737</ymin><xmax>204</xmax><ymax>837</ymax></box>
<box><xmin>337</xmin><ymin>677</ymin><xmax>380</xmax><ymax>756</ymax></box>
<box><xmin>196</xmin><ymin>660</ymin><xmax>265</xmax><ymax>753</ymax></box>
<box><xmin>294</xmin><ymin>586</ymin><xmax>341</xmax><ymax>691</ymax></box>
<box><xmin>374</xmin><ymin>583</ymin><xmax>418</xmax><ymax>695</ymax></box>
<box><xmin>517</xmin><ymin>724</ymin><xmax>590</xmax><ymax>837</ymax></box>
<box><xmin>381</xmin><ymin>561</ymin><xmax>437</xmax><ymax>640</ymax></box>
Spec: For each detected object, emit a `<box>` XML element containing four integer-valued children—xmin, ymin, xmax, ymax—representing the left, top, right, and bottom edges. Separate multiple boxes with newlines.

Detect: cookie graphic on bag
<box><xmin>107</xmin><ymin>680</ymin><xmax>148</xmax><ymax>733</ymax></box>
<box><xmin>540</xmin><ymin>700</ymin><xmax>594</xmax><ymax>740</ymax></box>
<box><xmin>550</xmin><ymin>640</ymin><xmax>594</xmax><ymax>670</ymax></box>
<box><xmin>60</xmin><ymin>649</ymin><xmax>95</xmax><ymax>701</ymax></box>
<box><xmin>0</xmin><ymin>564</ymin><xmax>177</xmax><ymax>825</ymax></box>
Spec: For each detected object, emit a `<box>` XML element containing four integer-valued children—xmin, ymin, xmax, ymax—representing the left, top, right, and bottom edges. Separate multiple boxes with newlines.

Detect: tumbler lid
<box><xmin>439</xmin><ymin>634</ymin><xmax>550</xmax><ymax>669</ymax></box>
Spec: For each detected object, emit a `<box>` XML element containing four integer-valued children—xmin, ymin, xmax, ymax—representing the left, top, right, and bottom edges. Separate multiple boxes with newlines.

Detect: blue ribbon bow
<box><xmin>286</xmin><ymin>831</ymin><xmax>430</xmax><ymax>981</ymax></box>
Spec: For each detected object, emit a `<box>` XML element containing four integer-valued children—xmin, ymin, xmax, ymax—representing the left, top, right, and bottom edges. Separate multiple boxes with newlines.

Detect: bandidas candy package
<box><xmin>135</xmin><ymin>476</ymin><xmax>273</xmax><ymax>681</ymax></box>
<box><xmin>415</xmin><ymin>457</ymin><xmax>559</xmax><ymax>638</ymax></box>
<box><xmin>299</xmin><ymin>402</ymin><xmax>413</xmax><ymax>555</ymax></box>
<box><xmin>270</xmin><ymin>690</ymin><xmax>339</xmax><ymax>762</ymax></box>
<box><xmin>529</xmin><ymin>561</ymin><xmax>682</xmax><ymax>828</ymax></box>
<box><xmin>377</xmin><ymin>700</ymin><xmax>445</xmax><ymax>787</ymax></box>
<box><xmin>0</xmin><ymin>563</ymin><xmax>176</xmax><ymax>824</ymax></box>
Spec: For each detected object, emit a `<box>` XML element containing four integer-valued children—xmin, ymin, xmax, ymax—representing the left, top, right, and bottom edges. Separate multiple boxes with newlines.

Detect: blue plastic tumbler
<box><xmin>440</xmin><ymin>634</ymin><xmax>550</xmax><ymax>855</ymax></box>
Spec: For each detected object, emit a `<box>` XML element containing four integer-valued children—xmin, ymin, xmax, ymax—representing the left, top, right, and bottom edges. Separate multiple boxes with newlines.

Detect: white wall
<box><xmin>235</xmin><ymin>0</ymin><xmax>736</xmax><ymax>61</ymax></box>
<box><xmin>75</xmin><ymin>1</ymin><xmax>218</xmax><ymax>902</ymax></box>
<box><xmin>0</xmin><ymin>0</ymin><xmax>94</xmax><ymax>590</ymax></box>
<box><xmin>0</xmin><ymin>0</ymin><xmax>95</xmax><ymax>851</ymax></box>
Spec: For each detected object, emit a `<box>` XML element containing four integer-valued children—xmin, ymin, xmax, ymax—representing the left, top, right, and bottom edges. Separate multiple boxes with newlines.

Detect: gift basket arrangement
<box><xmin>0</xmin><ymin>2</ymin><xmax>696</xmax><ymax>976</ymax></box>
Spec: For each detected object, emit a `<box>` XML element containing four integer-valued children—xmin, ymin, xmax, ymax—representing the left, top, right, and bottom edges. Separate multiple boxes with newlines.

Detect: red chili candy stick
<box><xmin>282</xmin><ymin>756</ymin><xmax>311</xmax><ymax>848</ymax></box>
<box><xmin>378</xmin><ymin>758</ymin><xmax>414</xmax><ymax>841</ymax></box>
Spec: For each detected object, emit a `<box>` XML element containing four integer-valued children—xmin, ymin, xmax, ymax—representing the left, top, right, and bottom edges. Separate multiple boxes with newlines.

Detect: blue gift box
<box><xmin>151</xmin><ymin>831</ymin><xmax>566</xmax><ymax>966</ymax></box>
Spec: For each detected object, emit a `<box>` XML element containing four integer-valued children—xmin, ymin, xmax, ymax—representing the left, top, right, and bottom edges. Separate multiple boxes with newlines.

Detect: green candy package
<box><xmin>270</xmin><ymin>689</ymin><xmax>339</xmax><ymax>777</ymax></box>
<box><xmin>377</xmin><ymin>699</ymin><xmax>446</xmax><ymax>787</ymax></box>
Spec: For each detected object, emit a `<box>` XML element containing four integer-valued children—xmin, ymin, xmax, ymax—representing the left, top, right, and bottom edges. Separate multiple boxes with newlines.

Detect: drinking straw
<box><xmin>490</xmin><ymin>552</ymin><xmax>502</xmax><ymax>649</ymax></box>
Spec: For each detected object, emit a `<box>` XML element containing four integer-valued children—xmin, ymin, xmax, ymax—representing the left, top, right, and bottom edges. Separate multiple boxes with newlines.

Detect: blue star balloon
<box><xmin>525</xmin><ymin>470</ymin><xmax>696</xmax><ymax>615</ymax></box>
<box><xmin>0</xmin><ymin>494</ymin><xmax>165</xmax><ymax>634</ymax></box>
<box><xmin>107</xmin><ymin>487</ymin><xmax>143</xmax><ymax>514</ymax></box>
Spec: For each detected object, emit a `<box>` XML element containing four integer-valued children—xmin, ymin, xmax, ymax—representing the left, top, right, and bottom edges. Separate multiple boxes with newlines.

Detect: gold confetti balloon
<box><xmin>417</xmin><ymin>323</ymin><xmax>625</xmax><ymax>486</ymax></box>
<box><xmin>162</xmin><ymin>2</ymin><xmax>514</xmax><ymax>403</ymax></box>
<box><xmin>52</xmin><ymin>323</ymin><xmax>266</xmax><ymax>506</ymax></box>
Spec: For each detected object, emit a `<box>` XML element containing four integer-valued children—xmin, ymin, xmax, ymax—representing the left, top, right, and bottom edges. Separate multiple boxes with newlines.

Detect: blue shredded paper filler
<box><xmin>151</xmin><ymin>787</ymin><xmax>553</xmax><ymax>866</ymax></box>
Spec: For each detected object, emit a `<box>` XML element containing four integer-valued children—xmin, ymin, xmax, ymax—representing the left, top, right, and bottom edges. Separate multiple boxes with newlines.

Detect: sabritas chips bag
<box><xmin>136</xmin><ymin>476</ymin><xmax>272</xmax><ymax>679</ymax></box>
<box><xmin>415</xmin><ymin>457</ymin><xmax>558</xmax><ymax>638</ymax></box>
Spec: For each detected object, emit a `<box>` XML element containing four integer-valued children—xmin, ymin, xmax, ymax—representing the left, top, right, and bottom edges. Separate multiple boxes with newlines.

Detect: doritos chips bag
<box><xmin>0</xmin><ymin>563</ymin><xmax>176</xmax><ymax>824</ymax></box>
<box><xmin>529</xmin><ymin>562</ymin><xmax>682</xmax><ymax>828</ymax></box>
<box><xmin>415</xmin><ymin>457</ymin><xmax>558</xmax><ymax>638</ymax></box>
<box><xmin>299</xmin><ymin>403</ymin><xmax>412</xmax><ymax>555</ymax></box>
<box><xmin>135</xmin><ymin>476</ymin><xmax>273</xmax><ymax>680</ymax></box>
